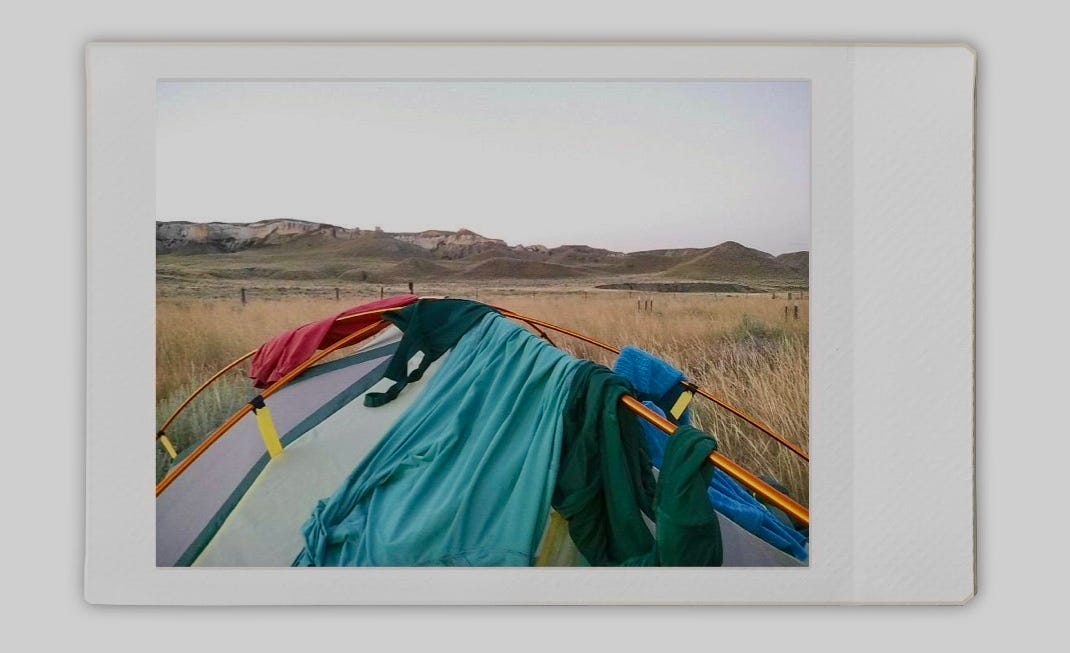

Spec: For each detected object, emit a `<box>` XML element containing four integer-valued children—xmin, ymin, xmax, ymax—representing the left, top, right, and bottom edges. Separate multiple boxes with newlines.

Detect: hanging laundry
<box><xmin>295</xmin><ymin>307</ymin><xmax>583</xmax><ymax>566</ymax></box>
<box><xmin>614</xmin><ymin>346</ymin><xmax>809</xmax><ymax>562</ymax></box>
<box><xmin>614</xmin><ymin>345</ymin><xmax>693</xmax><ymax>423</ymax></box>
<box><xmin>553</xmin><ymin>361</ymin><xmax>723</xmax><ymax>566</ymax></box>
<box><xmin>363</xmin><ymin>299</ymin><xmax>497</xmax><ymax>407</ymax></box>
<box><xmin>249</xmin><ymin>294</ymin><xmax>418</xmax><ymax>388</ymax></box>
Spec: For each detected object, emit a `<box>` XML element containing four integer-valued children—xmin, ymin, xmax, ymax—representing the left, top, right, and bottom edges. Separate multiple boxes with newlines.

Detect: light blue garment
<box><xmin>613</xmin><ymin>347</ymin><xmax>809</xmax><ymax>562</ymax></box>
<box><xmin>295</xmin><ymin>312</ymin><xmax>584</xmax><ymax>566</ymax></box>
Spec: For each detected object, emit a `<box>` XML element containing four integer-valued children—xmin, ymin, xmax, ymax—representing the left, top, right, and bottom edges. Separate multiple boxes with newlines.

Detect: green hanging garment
<box><xmin>553</xmin><ymin>362</ymin><xmax>723</xmax><ymax>566</ymax></box>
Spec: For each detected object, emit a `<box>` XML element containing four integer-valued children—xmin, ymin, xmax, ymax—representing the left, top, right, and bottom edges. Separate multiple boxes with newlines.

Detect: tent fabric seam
<box><xmin>164</xmin><ymin>342</ymin><xmax>399</xmax><ymax>470</ymax></box>
<box><xmin>292</xmin><ymin>341</ymin><xmax>400</xmax><ymax>382</ymax></box>
<box><xmin>175</xmin><ymin>355</ymin><xmax>394</xmax><ymax>567</ymax></box>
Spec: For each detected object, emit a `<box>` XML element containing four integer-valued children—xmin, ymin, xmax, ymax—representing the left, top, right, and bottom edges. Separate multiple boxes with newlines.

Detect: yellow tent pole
<box><xmin>155</xmin><ymin>320</ymin><xmax>389</xmax><ymax>496</ymax></box>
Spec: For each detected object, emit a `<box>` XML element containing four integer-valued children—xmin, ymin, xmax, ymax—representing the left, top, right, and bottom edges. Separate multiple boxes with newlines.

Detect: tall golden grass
<box><xmin>156</xmin><ymin>290</ymin><xmax>809</xmax><ymax>505</ymax></box>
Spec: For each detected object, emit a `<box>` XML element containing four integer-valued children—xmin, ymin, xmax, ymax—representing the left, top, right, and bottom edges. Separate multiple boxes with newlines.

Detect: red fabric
<box><xmin>249</xmin><ymin>294</ymin><xmax>419</xmax><ymax>388</ymax></box>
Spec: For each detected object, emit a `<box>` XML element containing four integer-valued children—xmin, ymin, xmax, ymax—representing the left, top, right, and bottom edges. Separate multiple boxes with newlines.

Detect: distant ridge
<box><xmin>156</xmin><ymin>219</ymin><xmax>807</xmax><ymax>285</ymax></box>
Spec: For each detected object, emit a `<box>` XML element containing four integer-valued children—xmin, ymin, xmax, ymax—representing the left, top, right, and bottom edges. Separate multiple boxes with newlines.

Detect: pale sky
<box><xmin>157</xmin><ymin>80</ymin><xmax>809</xmax><ymax>254</ymax></box>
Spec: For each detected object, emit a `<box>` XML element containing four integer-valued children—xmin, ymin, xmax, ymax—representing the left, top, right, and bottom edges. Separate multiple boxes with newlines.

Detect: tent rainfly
<box><xmin>156</xmin><ymin>296</ymin><xmax>809</xmax><ymax>568</ymax></box>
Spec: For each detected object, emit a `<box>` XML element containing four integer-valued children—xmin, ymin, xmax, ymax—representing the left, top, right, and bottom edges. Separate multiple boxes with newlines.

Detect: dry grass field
<box><xmin>156</xmin><ymin>285</ymin><xmax>809</xmax><ymax>505</ymax></box>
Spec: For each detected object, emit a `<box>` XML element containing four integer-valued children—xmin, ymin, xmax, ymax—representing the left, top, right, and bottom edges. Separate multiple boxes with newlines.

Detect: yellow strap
<box><xmin>159</xmin><ymin>435</ymin><xmax>178</xmax><ymax>460</ymax></box>
<box><xmin>669</xmin><ymin>390</ymin><xmax>694</xmax><ymax>420</ymax></box>
<box><xmin>253</xmin><ymin>404</ymin><xmax>284</xmax><ymax>459</ymax></box>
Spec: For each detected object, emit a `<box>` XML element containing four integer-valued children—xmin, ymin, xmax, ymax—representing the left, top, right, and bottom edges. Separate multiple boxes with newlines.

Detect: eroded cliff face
<box><xmin>155</xmin><ymin>219</ymin><xmax>359</xmax><ymax>253</ymax></box>
<box><xmin>387</xmin><ymin>228</ymin><xmax>548</xmax><ymax>260</ymax></box>
<box><xmin>156</xmin><ymin>220</ymin><xmax>531</xmax><ymax>258</ymax></box>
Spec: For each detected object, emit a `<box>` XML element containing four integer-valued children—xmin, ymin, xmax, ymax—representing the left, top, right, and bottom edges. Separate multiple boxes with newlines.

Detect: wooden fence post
<box><xmin>380</xmin><ymin>286</ymin><xmax>384</xmax><ymax>300</ymax></box>
<box><xmin>794</xmin><ymin>305</ymin><xmax>799</xmax><ymax>320</ymax></box>
<box><xmin>784</xmin><ymin>305</ymin><xmax>789</xmax><ymax>320</ymax></box>
<box><xmin>240</xmin><ymin>287</ymin><xmax>246</xmax><ymax>305</ymax></box>
<box><xmin>335</xmin><ymin>287</ymin><xmax>340</xmax><ymax>301</ymax></box>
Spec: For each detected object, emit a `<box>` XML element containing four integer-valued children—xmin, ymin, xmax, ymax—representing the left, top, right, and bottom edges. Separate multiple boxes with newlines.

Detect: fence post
<box><xmin>380</xmin><ymin>286</ymin><xmax>384</xmax><ymax>300</ymax></box>
<box><xmin>335</xmin><ymin>287</ymin><xmax>340</xmax><ymax>301</ymax></box>
<box><xmin>638</xmin><ymin>299</ymin><xmax>641</xmax><ymax>312</ymax></box>
<box><xmin>784</xmin><ymin>305</ymin><xmax>789</xmax><ymax>320</ymax></box>
<box><xmin>240</xmin><ymin>287</ymin><xmax>246</xmax><ymax>305</ymax></box>
<box><xmin>794</xmin><ymin>304</ymin><xmax>799</xmax><ymax>320</ymax></box>
<box><xmin>788</xmin><ymin>291</ymin><xmax>792</xmax><ymax>300</ymax></box>
<box><xmin>408</xmin><ymin>281</ymin><xmax>414</xmax><ymax>294</ymax></box>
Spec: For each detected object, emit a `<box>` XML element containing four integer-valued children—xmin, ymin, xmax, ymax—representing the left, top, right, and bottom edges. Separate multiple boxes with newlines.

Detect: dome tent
<box><xmin>156</xmin><ymin>296</ymin><xmax>808</xmax><ymax>568</ymax></box>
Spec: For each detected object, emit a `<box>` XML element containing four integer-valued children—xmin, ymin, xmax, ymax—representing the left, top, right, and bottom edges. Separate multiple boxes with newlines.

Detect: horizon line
<box><xmin>155</xmin><ymin>217</ymin><xmax>810</xmax><ymax>256</ymax></box>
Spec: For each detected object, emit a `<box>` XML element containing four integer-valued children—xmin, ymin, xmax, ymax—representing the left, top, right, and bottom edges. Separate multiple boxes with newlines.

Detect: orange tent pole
<box><xmin>322</xmin><ymin>301</ymin><xmax>809</xmax><ymax>462</ymax></box>
<box><xmin>155</xmin><ymin>310</ymin><xmax>405</xmax><ymax>445</ymax></box>
<box><xmin>155</xmin><ymin>319</ymin><xmax>389</xmax><ymax>496</ymax></box>
<box><xmin>495</xmin><ymin>307</ymin><xmax>809</xmax><ymax>463</ymax></box>
<box><xmin>156</xmin><ymin>348</ymin><xmax>258</xmax><ymax>439</ymax></box>
<box><xmin>157</xmin><ymin>298</ymin><xmax>807</xmax><ymax>516</ymax></box>
<box><xmin>685</xmin><ymin>386</ymin><xmax>809</xmax><ymax>463</ymax></box>
<box><xmin>621</xmin><ymin>395</ymin><xmax>809</xmax><ymax>527</ymax></box>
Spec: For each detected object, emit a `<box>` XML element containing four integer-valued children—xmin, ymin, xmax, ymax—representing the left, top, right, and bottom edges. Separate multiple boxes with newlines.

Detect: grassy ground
<box><xmin>156</xmin><ymin>285</ymin><xmax>809</xmax><ymax>505</ymax></box>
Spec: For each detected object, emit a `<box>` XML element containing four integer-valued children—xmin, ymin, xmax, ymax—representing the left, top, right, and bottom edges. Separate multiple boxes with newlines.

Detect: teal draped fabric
<box><xmin>295</xmin><ymin>312</ymin><xmax>584</xmax><ymax>566</ymax></box>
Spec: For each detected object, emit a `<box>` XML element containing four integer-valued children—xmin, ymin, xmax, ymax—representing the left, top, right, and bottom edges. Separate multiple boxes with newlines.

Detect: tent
<box><xmin>156</xmin><ymin>296</ymin><xmax>809</xmax><ymax>567</ymax></box>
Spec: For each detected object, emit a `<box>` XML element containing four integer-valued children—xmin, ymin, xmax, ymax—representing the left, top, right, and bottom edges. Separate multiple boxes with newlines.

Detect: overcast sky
<box><xmin>157</xmin><ymin>80</ymin><xmax>809</xmax><ymax>254</ymax></box>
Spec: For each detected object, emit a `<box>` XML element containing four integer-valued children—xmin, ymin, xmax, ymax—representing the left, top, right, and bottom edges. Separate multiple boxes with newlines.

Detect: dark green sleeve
<box><xmin>650</xmin><ymin>425</ymin><xmax>723</xmax><ymax>566</ymax></box>
<box><xmin>552</xmin><ymin>363</ymin><xmax>657</xmax><ymax>565</ymax></box>
<box><xmin>553</xmin><ymin>362</ymin><xmax>722</xmax><ymax>567</ymax></box>
<box><xmin>364</xmin><ymin>299</ymin><xmax>497</xmax><ymax>407</ymax></box>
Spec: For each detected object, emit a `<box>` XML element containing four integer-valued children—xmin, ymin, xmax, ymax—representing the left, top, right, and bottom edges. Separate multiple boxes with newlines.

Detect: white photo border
<box><xmin>85</xmin><ymin>42</ymin><xmax>974</xmax><ymax>604</ymax></box>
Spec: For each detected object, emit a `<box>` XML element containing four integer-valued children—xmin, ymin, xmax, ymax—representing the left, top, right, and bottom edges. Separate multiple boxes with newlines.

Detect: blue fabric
<box><xmin>613</xmin><ymin>348</ymin><xmax>809</xmax><ymax>562</ymax></box>
<box><xmin>639</xmin><ymin>403</ymin><xmax>808</xmax><ymax>562</ymax></box>
<box><xmin>613</xmin><ymin>346</ymin><xmax>691</xmax><ymax>425</ymax></box>
<box><xmin>295</xmin><ymin>312</ymin><xmax>584</xmax><ymax>566</ymax></box>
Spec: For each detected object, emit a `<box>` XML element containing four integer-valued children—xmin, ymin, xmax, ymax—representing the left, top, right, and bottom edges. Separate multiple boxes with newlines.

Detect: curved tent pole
<box><xmin>334</xmin><ymin>305</ymin><xmax>810</xmax><ymax>525</ymax></box>
<box><xmin>492</xmin><ymin>307</ymin><xmax>810</xmax><ymax>463</ymax></box>
<box><xmin>156</xmin><ymin>299</ymin><xmax>809</xmax><ymax>525</ymax></box>
<box><xmin>156</xmin><ymin>348</ymin><xmax>259</xmax><ymax>442</ymax></box>
<box><xmin>153</xmin><ymin>305</ymin><xmax>406</xmax><ymax>443</ymax></box>
<box><xmin>155</xmin><ymin>319</ymin><xmax>389</xmax><ymax>496</ymax></box>
<box><xmin>621</xmin><ymin>395</ymin><xmax>809</xmax><ymax>527</ymax></box>
<box><xmin>154</xmin><ymin>307</ymin><xmax>405</xmax><ymax>451</ymax></box>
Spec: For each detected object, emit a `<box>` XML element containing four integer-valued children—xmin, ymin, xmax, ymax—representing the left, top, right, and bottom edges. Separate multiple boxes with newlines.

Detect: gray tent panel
<box><xmin>156</xmin><ymin>343</ymin><xmax>397</xmax><ymax>567</ymax></box>
<box><xmin>717</xmin><ymin>512</ymin><xmax>806</xmax><ymax>567</ymax></box>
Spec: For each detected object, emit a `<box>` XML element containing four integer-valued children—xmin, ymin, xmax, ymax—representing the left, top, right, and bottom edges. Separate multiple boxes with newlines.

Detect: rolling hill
<box><xmin>663</xmin><ymin>241</ymin><xmax>807</xmax><ymax>281</ymax></box>
<box><xmin>157</xmin><ymin>219</ymin><xmax>808</xmax><ymax>286</ymax></box>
